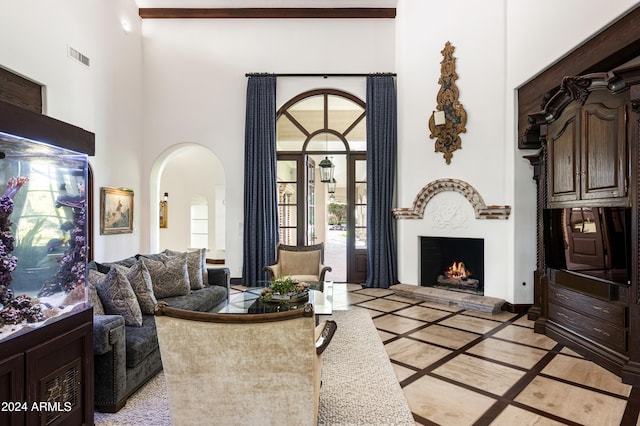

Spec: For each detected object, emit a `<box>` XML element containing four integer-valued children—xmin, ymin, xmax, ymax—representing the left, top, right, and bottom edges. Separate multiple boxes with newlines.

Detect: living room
<box><xmin>2</xmin><ymin>0</ymin><xmax>640</xmax><ymax>424</ymax></box>
<box><xmin>0</xmin><ymin>0</ymin><xmax>634</xmax><ymax>303</ymax></box>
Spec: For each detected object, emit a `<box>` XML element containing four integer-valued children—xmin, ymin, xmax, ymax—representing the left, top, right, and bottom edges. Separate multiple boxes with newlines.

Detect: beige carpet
<box><xmin>94</xmin><ymin>308</ymin><xmax>414</xmax><ymax>426</ymax></box>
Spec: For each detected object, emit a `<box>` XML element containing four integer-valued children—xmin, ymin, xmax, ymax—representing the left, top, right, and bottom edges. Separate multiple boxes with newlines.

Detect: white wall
<box><xmin>140</xmin><ymin>17</ymin><xmax>395</xmax><ymax>277</ymax></box>
<box><xmin>0</xmin><ymin>0</ymin><xmax>144</xmax><ymax>262</ymax></box>
<box><xmin>395</xmin><ymin>0</ymin><xmax>511</xmax><ymax>299</ymax></box>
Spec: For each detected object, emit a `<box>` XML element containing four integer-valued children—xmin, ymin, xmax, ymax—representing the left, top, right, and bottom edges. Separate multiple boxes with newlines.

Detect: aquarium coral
<box><xmin>38</xmin><ymin>188</ymin><xmax>87</xmax><ymax>297</ymax></box>
<box><xmin>0</xmin><ymin>177</ymin><xmax>45</xmax><ymax>325</ymax></box>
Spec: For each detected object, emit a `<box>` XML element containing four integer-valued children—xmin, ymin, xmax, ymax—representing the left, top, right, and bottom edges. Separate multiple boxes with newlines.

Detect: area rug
<box><xmin>94</xmin><ymin>308</ymin><xmax>414</xmax><ymax>426</ymax></box>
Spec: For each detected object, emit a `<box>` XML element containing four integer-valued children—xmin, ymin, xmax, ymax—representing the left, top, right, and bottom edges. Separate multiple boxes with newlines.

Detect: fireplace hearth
<box><xmin>421</xmin><ymin>236</ymin><xmax>484</xmax><ymax>295</ymax></box>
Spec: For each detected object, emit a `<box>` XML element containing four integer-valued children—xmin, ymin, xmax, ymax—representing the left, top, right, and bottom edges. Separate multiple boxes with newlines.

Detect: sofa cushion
<box><xmin>113</xmin><ymin>261</ymin><xmax>157</xmax><ymax>315</ymax></box>
<box><xmin>87</xmin><ymin>270</ymin><xmax>105</xmax><ymax>315</ymax></box>
<box><xmin>124</xmin><ymin>315</ymin><xmax>158</xmax><ymax>368</ymax></box>
<box><xmin>94</xmin><ymin>267</ymin><xmax>143</xmax><ymax>327</ymax></box>
<box><xmin>139</xmin><ymin>254</ymin><xmax>190</xmax><ymax>299</ymax></box>
<box><xmin>200</xmin><ymin>249</ymin><xmax>209</xmax><ymax>285</ymax></box>
<box><xmin>164</xmin><ymin>249</ymin><xmax>205</xmax><ymax>290</ymax></box>
<box><xmin>112</xmin><ymin>256</ymin><xmax>138</xmax><ymax>268</ymax></box>
<box><xmin>161</xmin><ymin>285</ymin><xmax>227</xmax><ymax>312</ymax></box>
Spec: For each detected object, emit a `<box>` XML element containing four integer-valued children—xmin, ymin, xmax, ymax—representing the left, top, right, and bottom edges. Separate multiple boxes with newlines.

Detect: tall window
<box><xmin>190</xmin><ymin>198</ymin><xmax>208</xmax><ymax>249</ymax></box>
<box><xmin>276</xmin><ymin>90</ymin><xmax>366</xmax><ymax>248</ymax></box>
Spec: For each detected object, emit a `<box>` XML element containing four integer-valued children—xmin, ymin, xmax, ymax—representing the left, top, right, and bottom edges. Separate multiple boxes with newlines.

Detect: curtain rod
<box><xmin>245</xmin><ymin>72</ymin><xmax>396</xmax><ymax>78</ymax></box>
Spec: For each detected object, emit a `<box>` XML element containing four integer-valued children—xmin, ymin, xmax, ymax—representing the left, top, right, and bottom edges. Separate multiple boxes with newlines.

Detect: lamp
<box><xmin>319</xmin><ymin>156</ymin><xmax>334</xmax><ymax>183</ymax></box>
<box><xmin>160</xmin><ymin>192</ymin><xmax>168</xmax><ymax>228</ymax></box>
<box><xmin>327</xmin><ymin>178</ymin><xmax>337</xmax><ymax>194</ymax></box>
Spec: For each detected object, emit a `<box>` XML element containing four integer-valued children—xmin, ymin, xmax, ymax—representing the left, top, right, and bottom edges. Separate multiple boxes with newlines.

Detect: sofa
<box><xmin>155</xmin><ymin>303</ymin><xmax>336</xmax><ymax>426</ymax></box>
<box><xmin>88</xmin><ymin>249</ymin><xmax>229</xmax><ymax>412</ymax></box>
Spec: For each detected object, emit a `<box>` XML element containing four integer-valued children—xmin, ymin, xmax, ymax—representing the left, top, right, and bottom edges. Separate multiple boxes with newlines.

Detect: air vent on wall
<box><xmin>68</xmin><ymin>46</ymin><xmax>90</xmax><ymax>67</ymax></box>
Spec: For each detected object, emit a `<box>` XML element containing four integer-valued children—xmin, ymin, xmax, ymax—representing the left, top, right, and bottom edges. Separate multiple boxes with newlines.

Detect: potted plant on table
<box><xmin>260</xmin><ymin>276</ymin><xmax>309</xmax><ymax>302</ymax></box>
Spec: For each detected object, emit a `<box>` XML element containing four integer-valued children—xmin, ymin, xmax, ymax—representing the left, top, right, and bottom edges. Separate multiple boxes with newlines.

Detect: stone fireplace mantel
<box><xmin>393</xmin><ymin>178</ymin><xmax>511</xmax><ymax>220</ymax></box>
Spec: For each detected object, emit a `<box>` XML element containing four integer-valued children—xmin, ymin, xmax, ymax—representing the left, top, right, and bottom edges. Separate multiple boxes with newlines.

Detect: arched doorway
<box><xmin>150</xmin><ymin>143</ymin><xmax>225</xmax><ymax>260</ymax></box>
<box><xmin>276</xmin><ymin>89</ymin><xmax>367</xmax><ymax>283</ymax></box>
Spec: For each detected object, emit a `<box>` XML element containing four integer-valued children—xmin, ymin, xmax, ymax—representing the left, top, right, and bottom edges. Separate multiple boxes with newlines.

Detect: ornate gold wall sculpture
<box><xmin>429</xmin><ymin>42</ymin><xmax>467</xmax><ymax>164</ymax></box>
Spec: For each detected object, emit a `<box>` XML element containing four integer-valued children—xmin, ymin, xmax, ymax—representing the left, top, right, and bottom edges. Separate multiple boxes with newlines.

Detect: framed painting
<box><xmin>100</xmin><ymin>187</ymin><xmax>134</xmax><ymax>234</ymax></box>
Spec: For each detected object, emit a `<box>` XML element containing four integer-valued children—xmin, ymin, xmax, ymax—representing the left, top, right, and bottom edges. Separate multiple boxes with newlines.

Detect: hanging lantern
<box><xmin>327</xmin><ymin>178</ymin><xmax>337</xmax><ymax>194</ymax></box>
<box><xmin>319</xmin><ymin>156</ymin><xmax>334</xmax><ymax>183</ymax></box>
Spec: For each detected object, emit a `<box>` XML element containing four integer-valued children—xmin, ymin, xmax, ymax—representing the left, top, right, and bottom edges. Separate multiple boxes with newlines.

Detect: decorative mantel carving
<box><xmin>393</xmin><ymin>178</ymin><xmax>511</xmax><ymax>220</ymax></box>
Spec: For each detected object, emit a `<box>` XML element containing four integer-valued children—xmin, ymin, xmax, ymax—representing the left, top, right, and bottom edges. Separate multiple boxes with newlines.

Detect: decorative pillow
<box><xmin>87</xmin><ymin>269</ymin><xmax>106</xmax><ymax>315</ymax></box>
<box><xmin>114</xmin><ymin>260</ymin><xmax>157</xmax><ymax>315</ymax></box>
<box><xmin>94</xmin><ymin>267</ymin><xmax>143</xmax><ymax>327</ymax></box>
<box><xmin>164</xmin><ymin>249</ymin><xmax>204</xmax><ymax>290</ymax></box>
<box><xmin>139</xmin><ymin>254</ymin><xmax>190</xmax><ymax>299</ymax></box>
<box><xmin>200</xmin><ymin>248</ymin><xmax>209</xmax><ymax>286</ymax></box>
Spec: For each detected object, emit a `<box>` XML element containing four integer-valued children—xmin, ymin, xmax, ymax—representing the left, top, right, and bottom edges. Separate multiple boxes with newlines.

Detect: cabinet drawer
<box><xmin>549</xmin><ymin>283</ymin><xmax>626</xmax><ymax>326</ymax></box>
<box><xmin>549</xmin><ymin>302</ymin><xmax>626</xmax><ymax>352</ymax></box>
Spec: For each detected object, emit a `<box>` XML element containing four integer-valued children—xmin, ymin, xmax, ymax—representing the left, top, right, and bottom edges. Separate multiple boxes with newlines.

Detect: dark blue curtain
<box><xmin>242</xmin><ymin>76</ymin><xmax>279</xmax><ymax>285</ymax></box>
<box><xmin>365</xmin><ymin>75</ymin><xmax>399</xmax><ymax>288</ymax></box>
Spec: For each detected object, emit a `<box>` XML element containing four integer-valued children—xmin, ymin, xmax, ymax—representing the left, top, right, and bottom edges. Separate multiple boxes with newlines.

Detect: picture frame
<box><xmin>159</xmin><ymin>201</ymin><xmax>168</xmax><ymax>228</ymax></box>
<box><xmin>159</xmin><ymin>192</ymin><xmax>168</xmax><ymax>228</ymax></box>
<box><xmin>100</xmin><ymin>187</ymin><xmax>134</xmax><ymax>234</ymax></box>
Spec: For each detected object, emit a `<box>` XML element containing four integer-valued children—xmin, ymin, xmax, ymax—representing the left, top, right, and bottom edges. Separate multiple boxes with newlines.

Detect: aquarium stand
<box><xmin>0</xmin><ymin>308</ymin><xmax>93</xmax><ymax>425</ymax></box>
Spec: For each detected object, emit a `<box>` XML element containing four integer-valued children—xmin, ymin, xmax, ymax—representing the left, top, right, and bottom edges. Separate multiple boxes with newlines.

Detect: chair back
<box><xmin>155</xmin><ymin>302</ymin><xmax>320</xmax><ymax>426</ymax></box>
<box><xmin>277</xmin><ymin>243</ymin><xmax>323</xmax><ymax>276</ymax></box>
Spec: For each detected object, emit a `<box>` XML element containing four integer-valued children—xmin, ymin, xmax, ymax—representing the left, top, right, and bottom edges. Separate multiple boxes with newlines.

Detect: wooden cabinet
<box><xmin>547</xmin><ymin>90</ymin><xmax>628</xmax><ymax>206</ymax></box>
<box><xmin>547</xmin><ymin>270</ymin><xmax>628</xmax><ymax>354</ymax></box>
<box><xmin>0</xmin><ymin>309</ymin><xmax>93</xmax><ymax>426</ymax></box>
<box><xmin>526</xmin><ymin>70</ymin><xmax>640</xmax><ymax>385</ymax></box>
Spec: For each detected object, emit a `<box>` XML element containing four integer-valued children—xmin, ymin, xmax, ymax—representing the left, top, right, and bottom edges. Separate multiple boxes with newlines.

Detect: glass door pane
<box><xmin>277</xmin><ymin>160</ymin><xmax>297</xmax><ymax>245</ymax></box>
<box><xmin>354</xmin><ymin>160</ymin><xmax>367</xmax><ymax>249</ymax></box>
<box><xmin>307</xmin><ymin>158</ymin><xmax>316</xmax><ymax>244</ymax></box>
<box><xmin>348</xmin><ymin>156</ymin><xmax>368</xmax><ymax>283</ymax></box>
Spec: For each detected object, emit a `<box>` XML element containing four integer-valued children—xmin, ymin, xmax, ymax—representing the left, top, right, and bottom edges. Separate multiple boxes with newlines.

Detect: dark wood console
<box><xmin>0</xmin><ymin>308</ymin><xmax>93</xmax><ymax>426</ymax></box>
<box><xmin>526</xmin><ymin>67</ymin><xmax>640</xmax><ymax>385</ymax></box>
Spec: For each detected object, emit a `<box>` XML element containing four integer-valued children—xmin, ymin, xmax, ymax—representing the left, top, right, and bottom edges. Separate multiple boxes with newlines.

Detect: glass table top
<box><xmin>216</xmin><ymin>281</ymin><xmax>333</xmax><ymax>316</ymax></box>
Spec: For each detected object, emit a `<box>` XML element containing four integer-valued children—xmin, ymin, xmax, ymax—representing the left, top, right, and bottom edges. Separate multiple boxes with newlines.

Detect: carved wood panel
<box><xmin>582</xmin><ymin>102</ymin><xmax>627</xmax><ymax>199</ymax></box>
<box><xmin>547</xmin><ymin>104</ymin><xmax>580</xmax><ymax>203</ymax></box>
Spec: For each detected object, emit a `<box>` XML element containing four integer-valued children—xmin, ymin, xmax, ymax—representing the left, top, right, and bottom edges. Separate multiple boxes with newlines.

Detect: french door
<box><xmin>276</xmin><ymin>153</ymin><xmax>367</xmax><ymax>283</ymax></box>
<box><xmin>348</xmin><ymin>155</ymin><xmax>367</xmax><ymax>283</ymax></box>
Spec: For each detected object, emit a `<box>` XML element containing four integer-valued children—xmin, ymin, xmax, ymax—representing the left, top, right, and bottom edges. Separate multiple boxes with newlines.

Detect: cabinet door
<box><xmin>0</xmin><ymin>354</ymin><xmax>25</xmax><ymax>426</ymax></box>
<box><xmin>581</xmin><ymin>103</ymin><xmax>627</xmax><ymax>200</ymax></box>
<box><xmin>547</xmin><ymin>104</ymin><xmax>580</xmax><ymax>203</ymax></box>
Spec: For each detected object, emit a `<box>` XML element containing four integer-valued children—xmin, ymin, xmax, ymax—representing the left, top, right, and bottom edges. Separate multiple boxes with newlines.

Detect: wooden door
<box><xmin>581</xmin><ymin>101</ymin><xmax>627</xmax><ymax>200</ymax></box>
<box><xmin>547</xmin><ymin>103</ymin><xmax>581</xmax><ymax>204</ymax></box>
<box><xmin>564</xmin><ymin>207</ymin><xmax>606</xmax><ymax>269</ymax></box>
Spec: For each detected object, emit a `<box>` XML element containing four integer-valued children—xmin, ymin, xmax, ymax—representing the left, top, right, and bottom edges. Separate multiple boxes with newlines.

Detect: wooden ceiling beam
<box><xmin>139</xmin><ymin>7</ymin><xmax>396</xmax><ymax>19</ymax></box>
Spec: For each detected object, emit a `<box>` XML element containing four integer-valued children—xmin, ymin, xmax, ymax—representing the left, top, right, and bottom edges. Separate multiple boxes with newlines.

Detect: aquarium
<box><xmin>0</xmin><ymin>131</ymin><xmax>88</xmax><ymax>342</ymax></box>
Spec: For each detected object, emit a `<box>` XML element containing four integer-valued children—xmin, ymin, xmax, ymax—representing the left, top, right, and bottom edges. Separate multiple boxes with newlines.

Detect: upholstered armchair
<box><xmin>155</xmin><ymin>302</ymin><xmax>336</xmax><ymax>426</ymax></box>
<box><xmin>263</xmin><ymin>243</ymin><xmax>332</xmax><ymax>282</ymax></box>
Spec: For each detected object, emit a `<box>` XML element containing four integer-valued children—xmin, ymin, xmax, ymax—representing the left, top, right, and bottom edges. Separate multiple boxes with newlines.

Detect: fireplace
<box><xmin>420</xmin><ymin>236</ymin><xmax>484</xmax><ymax>295</ymax></box>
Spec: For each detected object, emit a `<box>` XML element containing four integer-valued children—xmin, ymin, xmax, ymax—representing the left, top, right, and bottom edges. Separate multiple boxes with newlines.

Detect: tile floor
<box><xmin>333</xmin><ymin>284</ymin><xmax>640</xmax><ymax>426</ymax></box>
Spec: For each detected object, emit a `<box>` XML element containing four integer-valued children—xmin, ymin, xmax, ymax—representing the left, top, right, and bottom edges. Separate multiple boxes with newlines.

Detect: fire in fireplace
<box><xmin>438</xmin><ymin>261</ymin><xmax>480</xmax><ymax>290</ymax></box>
<box><xmin>421</xmin><ymin>236</ymin><xmax>484</xmax><ymax>295</ymax></box>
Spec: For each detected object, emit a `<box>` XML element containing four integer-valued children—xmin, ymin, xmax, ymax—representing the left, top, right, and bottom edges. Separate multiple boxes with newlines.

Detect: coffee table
<box><xmin>216</xmin><ymin>281</ymin><xmax>333</xmax><ymax>317</ymax></box>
